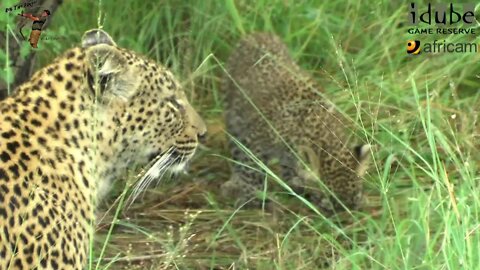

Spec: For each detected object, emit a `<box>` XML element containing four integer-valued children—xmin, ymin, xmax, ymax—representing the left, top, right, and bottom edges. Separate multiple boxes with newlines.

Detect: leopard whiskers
<box><xmin>127</xmin><ymin>148</ymin><xmax>176</xmax><ymax>206</ymax></box>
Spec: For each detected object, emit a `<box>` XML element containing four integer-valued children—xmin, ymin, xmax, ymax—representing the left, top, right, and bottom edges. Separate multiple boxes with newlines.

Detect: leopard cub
<box><xmin>222</xmin><ymin>33</ymin><xmax>370</xmax><ymax>212</ymax></box>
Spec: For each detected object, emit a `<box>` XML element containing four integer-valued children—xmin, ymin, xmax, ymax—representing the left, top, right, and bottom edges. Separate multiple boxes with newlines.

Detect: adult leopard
<box><xmin>0</xmin><ymin>29</ymin><xmax>206</xmax><ymax>269</ymax></box>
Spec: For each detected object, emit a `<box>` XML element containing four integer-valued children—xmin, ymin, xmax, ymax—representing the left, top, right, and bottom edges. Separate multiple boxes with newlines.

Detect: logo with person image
<box><xmin>18</xmin><ymin>9</ymin><xmax>51</xmax><ymax>48</ymax></box>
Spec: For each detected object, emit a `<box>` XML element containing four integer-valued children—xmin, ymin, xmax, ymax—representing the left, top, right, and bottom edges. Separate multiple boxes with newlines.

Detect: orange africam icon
<box><xmin>407</xmin><ymin>40</ymin><xmax>421</xmax><ymax>55</ymax></box>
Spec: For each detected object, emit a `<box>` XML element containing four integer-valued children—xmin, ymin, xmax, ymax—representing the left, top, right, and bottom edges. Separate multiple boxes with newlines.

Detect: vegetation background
<box><xmin>1</xmin><ymin>0</ymin><xmax>480</xmax><ymax>269</ymax></box>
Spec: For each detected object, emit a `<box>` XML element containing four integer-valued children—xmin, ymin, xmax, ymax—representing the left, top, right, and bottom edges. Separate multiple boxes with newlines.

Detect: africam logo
<box><xmin>407</xmin><ymin>39</ymin><xmax>478</xmax><ymax>55</ymax></box>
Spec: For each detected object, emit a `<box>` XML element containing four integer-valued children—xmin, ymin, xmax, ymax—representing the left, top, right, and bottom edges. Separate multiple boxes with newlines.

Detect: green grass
<box><xmin>3</xmin><ymin>0</ymin><xmax>480</xmax><ymax>269</ymax></box>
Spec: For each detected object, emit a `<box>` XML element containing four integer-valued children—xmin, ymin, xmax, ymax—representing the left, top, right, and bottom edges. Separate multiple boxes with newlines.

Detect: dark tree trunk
<box><xmin>0</xmin><ymin>0</ymin><xmax>63</xmax><ymax>100</ymax></box>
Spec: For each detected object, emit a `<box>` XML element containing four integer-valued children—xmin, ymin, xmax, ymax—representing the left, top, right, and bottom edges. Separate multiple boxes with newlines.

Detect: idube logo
<box><xmin>408</xmin><ymin>3</ymin><xmax>475</xmax><ymax>26</ymax></box>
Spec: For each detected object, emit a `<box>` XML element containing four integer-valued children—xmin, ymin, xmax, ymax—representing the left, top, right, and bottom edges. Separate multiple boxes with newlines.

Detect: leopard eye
<box><xmin>165</xmin><ymin>96</ymin><xmax>184</xmax><ymax>112</ymax></box>
<box><xmin>170</xmin><ymin>99</ymin><xmax>183</xmax><ymax>109</ymax></box>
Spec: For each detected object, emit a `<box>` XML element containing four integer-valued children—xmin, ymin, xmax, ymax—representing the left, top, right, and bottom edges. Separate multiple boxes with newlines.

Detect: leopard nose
<box><xmin>198</xmin><ymin>131</ymin><xmax>207</xmax><ymax>143</ymax></box>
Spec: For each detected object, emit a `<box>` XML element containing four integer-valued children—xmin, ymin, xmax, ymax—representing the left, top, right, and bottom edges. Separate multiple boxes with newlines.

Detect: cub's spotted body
<box><xmin>222</xmin><ymin>33</ymin><xmax>369</xmax><ymax>211</ymax></box>
<box><xmin>0</xmin><ymin>29</ymin><xmax>206</xmax><ymax>269</ymax></box>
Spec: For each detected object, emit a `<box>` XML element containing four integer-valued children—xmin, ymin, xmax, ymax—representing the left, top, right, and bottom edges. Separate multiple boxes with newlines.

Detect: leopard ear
<box><xmin>82</xmin><ymin>29</ymin><xmax>117</xmax><ymax>48</ymax></box>
<box><xmin>353</xmin><ymin>144</ymin><xmax>371</xmax><ymax>176</ymax></box>
<box><xmin>353</xmin><ymin>144</ymin><xmax>371</xmax><ymax>162</ymax></box>
<box><xmin>83</xmin><ymin>32</ymin><xmax>138</xmax><ymax>102</ymax></box>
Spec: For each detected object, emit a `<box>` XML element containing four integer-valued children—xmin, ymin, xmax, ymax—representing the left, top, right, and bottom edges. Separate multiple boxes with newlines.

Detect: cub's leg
<box><xmin>278</xmin><ymin>154</ymin><xmax>332</xmax><ymax>210</ymax></box>
<box><xmin>221</xmin><ymin>142</ymin><xmax>273</xmax><ymax>207</ymax></box>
